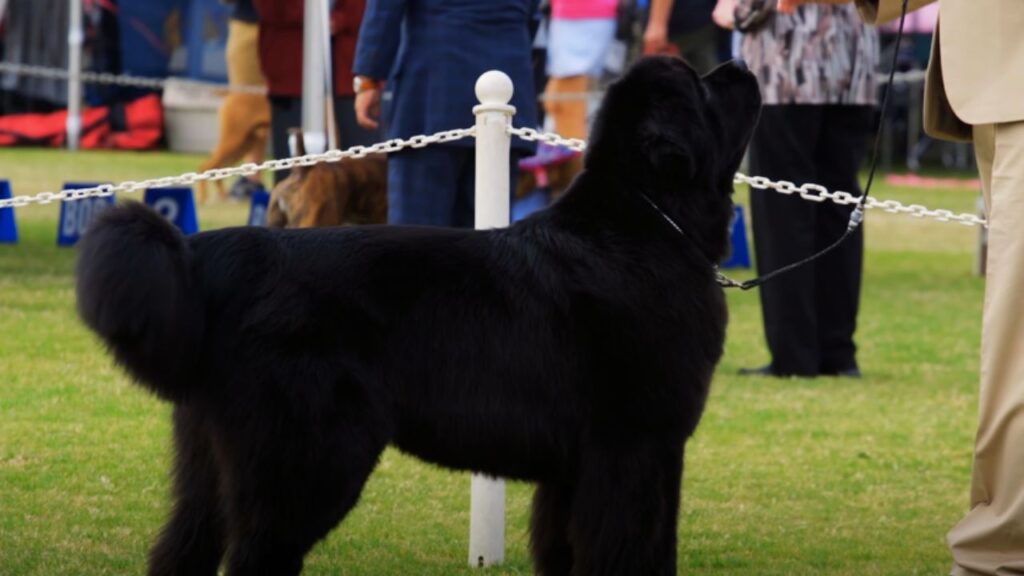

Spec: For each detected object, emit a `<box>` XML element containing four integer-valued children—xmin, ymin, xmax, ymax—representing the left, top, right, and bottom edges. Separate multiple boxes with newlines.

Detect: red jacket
<box><xmin>253</xmin><ymin>0</ymin><xmax>366</xmax><ymax>97</ymax></box>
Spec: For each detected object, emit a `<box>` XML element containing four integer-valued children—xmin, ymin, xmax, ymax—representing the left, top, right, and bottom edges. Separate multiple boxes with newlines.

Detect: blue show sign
<box><xmin>0</xmin><ymin>180</ymin><xmax>17</xmax><ymax>244</ymax></box>
<box><xmin>248</xmin><ymin>190</ymin><xmax>270</xmax><ymax>226</ymax></box>
<box><xmin>144</xmin><ymin>188</ymin><xmax>199</xmax><ymax>235</ymax></box>
<box><xmin>57</xmin><ymin>183</ymin><xmax>116</xmax><ymax>247</ymax></box>
<box><xmin>721</xmin><ymin>205</ymin><xmax>751</xmax><ymax>269</ymax></box>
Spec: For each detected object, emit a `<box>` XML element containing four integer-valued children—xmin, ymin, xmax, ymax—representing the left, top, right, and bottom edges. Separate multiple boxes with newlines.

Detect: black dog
<box><xmin>76</xmin><ymin>57</ymin><xmax>760</xmax><ymax>576</ymax></box>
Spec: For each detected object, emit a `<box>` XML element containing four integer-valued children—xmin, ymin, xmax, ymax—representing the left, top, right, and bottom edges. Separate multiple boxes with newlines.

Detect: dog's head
<box><xmin>586</xmin><ymin>56</ymin><xmax>761</xmax><ymax>262</ymax></box>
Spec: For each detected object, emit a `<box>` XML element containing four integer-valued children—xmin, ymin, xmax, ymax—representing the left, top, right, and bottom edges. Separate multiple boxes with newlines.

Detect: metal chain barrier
<box><xmin>510</xmin><ymin>126</ymin><xmax>587</xmax><ymax>152</ymax></box>
<box><xmin>0</xmin><ymin>61</ymin><xmax>267</xmax><ymax>95</ymax></box>
<box><xmin>1</xmin><ymin>61</ymin><xmax>925</xmax><ymax>102</ymax></box>
<box><xmin>0</xmin><ymin>128</ymin><xmax>475</xmax><ymax>209</ymax></box>
<box><xmin>0</xmin><ymin>121</ymin><xmax>985</xmax><ymax>229</ymax></box>
<box><xmin>879</xmin><ymin>69</ymin><xmax>928</xmax><ymax>84</ymax></box>
<box><xmin>509</xmin><ymin>125</ymin><xmax>988</xmax><ymax>228</ymax></box>
<box><xmin>536</xmin><ymin>70</ymin><xmax>929</xmax><ymax>103</ymax></box>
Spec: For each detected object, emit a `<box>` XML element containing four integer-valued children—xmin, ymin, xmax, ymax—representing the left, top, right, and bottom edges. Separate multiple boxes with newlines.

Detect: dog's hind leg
<box><xmin>529</xmin><ymin>482</ymin><xmax>575</xmax><ymax>576</ymax></box>
<box><xmin>147</xmin><ymin>406</ymin><xmax>227</xmax><ymax>576</ymax></box>
<box><xmin>568</xmin><ymin>443</ymin><xmax>684</xmax><ymax>576</ymax></box>
<box><xmin>221</xmin><ymin>442</ymin><xmax>385</xmax><ymax>576</ymax></box>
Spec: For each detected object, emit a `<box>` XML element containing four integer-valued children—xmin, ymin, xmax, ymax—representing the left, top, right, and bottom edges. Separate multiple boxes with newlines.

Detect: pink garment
<box><xmin>551</xmin><ymin>0</ymin><xmax>618</xmax><ymax>20</ymax></box>
<box><xmin>880</xmin><ymin>4</ymin><xmax>938</xmax><ymax>33</ymax></box>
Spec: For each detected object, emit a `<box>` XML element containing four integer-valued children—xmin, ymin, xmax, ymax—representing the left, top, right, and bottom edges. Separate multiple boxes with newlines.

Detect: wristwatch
<box><xmin>353</xmin><ymin>76</ymin><xmax>380</xmax><ymax>94</ymax></box>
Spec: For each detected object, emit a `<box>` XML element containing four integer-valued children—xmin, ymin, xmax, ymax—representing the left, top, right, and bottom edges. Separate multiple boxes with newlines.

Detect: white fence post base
<box><xmin>469</xmin><ymin>474</ymin><xmax>506</xmax><ymax>567</ymax></box>
<box><xmin>468</xmin><ymin>70</ymin><xmax>516</xmax><ymax>568</ymax></box>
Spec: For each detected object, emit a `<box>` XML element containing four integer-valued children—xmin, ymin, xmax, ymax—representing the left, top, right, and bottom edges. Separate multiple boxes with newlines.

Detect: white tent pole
<box><xmin>66</xmin><ymin>0</ymin><xmax>84</xmax><ymax>151</ymax></box>
<box><xmin>301</xmin><ymin>0</ymin><xmax>327</xmax><ymax>153</ymax></box>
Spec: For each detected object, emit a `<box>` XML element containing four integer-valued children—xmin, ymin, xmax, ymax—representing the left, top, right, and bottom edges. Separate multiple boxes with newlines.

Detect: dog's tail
<box><xmin>76</xmin><ymin>202</ymin><xmax>204</xmax><ymax>401</ymax></box>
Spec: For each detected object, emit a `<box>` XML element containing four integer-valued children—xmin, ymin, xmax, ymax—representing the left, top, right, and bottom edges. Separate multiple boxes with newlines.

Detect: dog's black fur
<box><xmin>76</xmin><ymin>57</ymin><xmax>760</xmax><ymax>576</ymax></box>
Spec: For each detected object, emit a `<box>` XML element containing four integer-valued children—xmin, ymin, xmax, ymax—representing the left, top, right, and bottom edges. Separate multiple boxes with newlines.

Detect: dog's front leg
<box><xmin>568</xmin><ymin>442</ymin><xmax>684</xmax><ymax>576</ymax></box>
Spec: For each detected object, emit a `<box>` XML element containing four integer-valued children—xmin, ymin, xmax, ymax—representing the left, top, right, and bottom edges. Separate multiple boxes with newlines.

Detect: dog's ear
<box><xmin>266</xmin><ymin>185</ymin><xmax>288</xmax><ymax>227</ymax></box>
<box><xmin>288</xmin><ymin>128</ymin><xmax>312</xmax><ymax>177</ymax></box>
<box><xmin>702</xmin><ymin>61</ymin><xmax>762</xmax><ymax>171</ymax></box>
<box><xmin>586</xmin><ymin>56</ymin><xmax>700</xmax><ymax>183</ymax></box>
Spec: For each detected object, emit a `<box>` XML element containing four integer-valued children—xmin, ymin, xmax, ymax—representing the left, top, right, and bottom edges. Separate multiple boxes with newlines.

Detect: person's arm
<box><xmin>352</xmin><ymin>0</ymin><xmax>405</xmax><ymax>80</ymax></box>
<box><xmin>643</xmin><ymin>0</ymin><xmax>675</xmax><ymax>55</ymax></box>
<box><xmin>352</xmin><ymin>0</ymin><xmax>406</xmax><ymax>130</ymax></box>
<box><xmin>712</xmin><ymin>0</ymin><xmax>738</xmax><ymax>29</ymax></box>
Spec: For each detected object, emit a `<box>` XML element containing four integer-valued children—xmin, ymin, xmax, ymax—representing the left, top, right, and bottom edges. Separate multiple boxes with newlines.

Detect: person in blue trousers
<box><xmin>353</xmin><ymin>0</ymin><xmax>539</xmax><ymax>227</ymax></box>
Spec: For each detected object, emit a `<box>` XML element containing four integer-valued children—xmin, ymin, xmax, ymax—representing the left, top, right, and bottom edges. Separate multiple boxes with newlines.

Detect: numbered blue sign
<box><xmin>248</xmin><ymin>189</ymin><xmax>270</xmax><ymax>226</ymax></box>
<box><xmin>512</xmin><ymin>189</ymin><xmax>549</xmax><ymax>223</ymax></box>
<box><xmin>0</xmin><ymin>180</ymin><xmax>17</xmax><ymax>244</ymax></box>
<box><xmin>721</xmin><ymin>205</ymin><xmax>751</xmax><ymax>269</ymax></box>
<box><xmin>144</xmin><ymin>188</ymin><xmax>199</xmax><ymax>234</ymax></box>
<box><xmin>57</xmin><ymin>183</ymin><xmax>116</xmax><ymax>247</ymax></box>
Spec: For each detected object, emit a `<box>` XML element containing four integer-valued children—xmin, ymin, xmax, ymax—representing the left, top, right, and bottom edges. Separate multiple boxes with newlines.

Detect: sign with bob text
<box><xmin>57</xmin><ymin>183</ymin><xmax>116</xmax><ymax>247</ymax></box>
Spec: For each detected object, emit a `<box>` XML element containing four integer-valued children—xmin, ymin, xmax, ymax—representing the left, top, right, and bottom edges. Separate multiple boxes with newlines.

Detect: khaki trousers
<box><xmin>948</xmin><ymin>121</ymin><xmax>1024</xmax><ymax>576</ymax></box>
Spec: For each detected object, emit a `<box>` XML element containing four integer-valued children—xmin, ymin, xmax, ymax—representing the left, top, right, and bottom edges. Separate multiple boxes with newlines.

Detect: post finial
<box><xmin>475</xmin><ymin>71</ymin><xmax>514</xmax><ymax>107</ymax></box>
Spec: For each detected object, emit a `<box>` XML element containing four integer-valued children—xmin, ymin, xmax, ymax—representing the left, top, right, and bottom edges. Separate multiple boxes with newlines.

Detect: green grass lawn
<box><xmin>0</xmin><ymin>148</ymin><xmax>986</xmax><ymax>575</ymax></box>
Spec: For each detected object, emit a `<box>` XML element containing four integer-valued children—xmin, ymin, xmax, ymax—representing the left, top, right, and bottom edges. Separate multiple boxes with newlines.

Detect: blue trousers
<box><xmin>388</xmin><ymin>145</ymin><xmax>519</xmax><ymax>228</ymax></box>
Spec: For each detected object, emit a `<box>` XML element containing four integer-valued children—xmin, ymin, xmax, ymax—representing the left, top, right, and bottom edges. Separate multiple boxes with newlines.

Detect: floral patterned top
<box><xmin>735</xmin><ymin>0</ymin><xmax>879</xmax><ymax>106</ymax></box>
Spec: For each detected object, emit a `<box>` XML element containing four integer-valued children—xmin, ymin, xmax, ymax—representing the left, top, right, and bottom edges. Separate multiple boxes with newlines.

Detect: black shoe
<box><xmin>834</xmin><ymin>367</ymin><xmax>862</xmax><ymax>379</ymax></box>
<box><xmin>815</xmin><ymin>360</ymin><xmax>864</xmax><ymax>379</ymax></box>
<box><xmin>738</xmin><ymin>364</ymin><xmax>778</xmax><ymax>377</ymax></box>
<box><xmin>739</xmin><ymin>364</ymin><xmax>817</xmax><ymax>378</ymax></box>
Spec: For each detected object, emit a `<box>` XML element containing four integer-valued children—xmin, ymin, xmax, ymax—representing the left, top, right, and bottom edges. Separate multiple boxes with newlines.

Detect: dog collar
<box><xmin>636</xmin><ymin>192</ymin><xmax>742</xmax><ymax>289</ymax></box>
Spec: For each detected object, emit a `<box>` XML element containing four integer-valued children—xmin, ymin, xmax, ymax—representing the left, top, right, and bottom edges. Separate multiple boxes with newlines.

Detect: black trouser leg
<box><xmin>812</xmin><ymin>106</ymin><xmax>871</xmax><ymax>374</ymax></box>
<box><xmin>749</xmin><ymin>106</ymin><xmax>823</xmax><ymax>376</ymax></box>
<box><xmin>749</xmin><ymin>105</ymin><xmax>871</xmax><ymax>376</ymax></box>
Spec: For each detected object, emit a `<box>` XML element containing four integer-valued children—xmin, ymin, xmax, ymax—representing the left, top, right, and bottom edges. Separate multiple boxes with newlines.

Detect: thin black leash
<box><xmin>645</xmin><ymin>0</ymin><xmax>911</xmax><ymax>290</ymax></box>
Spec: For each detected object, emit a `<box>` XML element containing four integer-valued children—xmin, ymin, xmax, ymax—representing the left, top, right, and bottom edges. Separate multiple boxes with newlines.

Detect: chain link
<box><xmin>0</xmin><ymin>128</ymin><xmax>476</xmax><ymax>209</ymax></box>
<box><xmin>882</xmin><ymin>69</ymin><xmax>927</xmax><ymax>85</ymax></box>
<box><xmin>732</xmin><ymin>173</ymin><xmax>986</xmax><ymax>227</ymax></box>
<box><xmin>535</xmin><ymin>70</ymin><xmax>926</xmax><ymax>103</ymax></box>
<box><xmin>508</xmin><ymin>126</ymin><xmax>587</xmax><ymax>152</ymax></box>
<box><xmin>0</xmin><ymin>62</ymin><xmax>266</xmax><ymax>95</ymax></box>
<box><xmin>511</xmin><ymin>126</ymin><xmax>986</xmax><ymax>228</ymax></box>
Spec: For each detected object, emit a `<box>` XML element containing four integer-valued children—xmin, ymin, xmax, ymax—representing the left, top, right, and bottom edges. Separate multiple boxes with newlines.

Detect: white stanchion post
<box><xmin>468</xmin><ymin>70</ymin><xmax>515</xmax><ymax>568</ymax></box>
<box><xmin>66</xmin><ymin>0</ymin><xmax>83</xmax><ymax>151</ymax></box>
